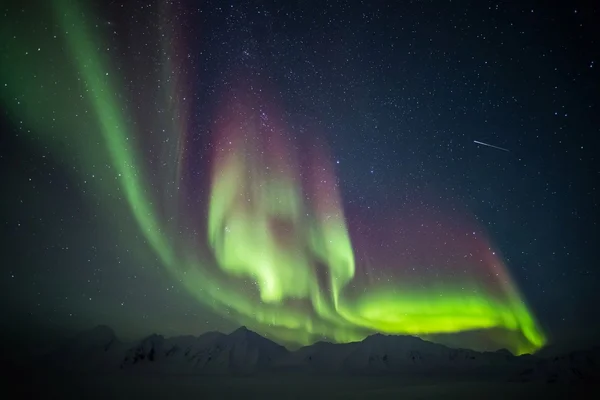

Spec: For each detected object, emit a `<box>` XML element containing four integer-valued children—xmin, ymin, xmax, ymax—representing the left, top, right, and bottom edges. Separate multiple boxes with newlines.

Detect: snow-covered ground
<box><xmin>10</xmin><ymin>373</ymin><xmax>597</xmax><ymax>399</ymax></box>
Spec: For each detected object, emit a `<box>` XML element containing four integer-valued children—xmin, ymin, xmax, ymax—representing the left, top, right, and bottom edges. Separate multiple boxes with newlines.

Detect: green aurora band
<box><xmin>0</xmin><ymin>0</ymin><xmax>546</xmax><ymax>354</ymax></box>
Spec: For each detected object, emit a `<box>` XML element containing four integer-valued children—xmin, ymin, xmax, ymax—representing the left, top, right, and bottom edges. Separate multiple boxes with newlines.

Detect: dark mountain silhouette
<box><xmin>41</xmin><ymin>325</ymin><xmax>600</xmax><ymax>383</ymax></box>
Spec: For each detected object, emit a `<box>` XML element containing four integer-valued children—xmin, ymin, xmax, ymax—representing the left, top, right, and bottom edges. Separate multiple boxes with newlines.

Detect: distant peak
<box><xmin>364</xmin><ymin>332</ymin><xmax>426</xmax><ymax>345</ymax></box>
<box><xmin>368</xmin><ymin>333</ymin><xmax>388</xmax><ymax>339</ymax></box>
<box><xmin>495</xmin><ymin>348</ymin><xmax>513</xmax><ymax>356</ymax></box>
<box><xmin>228</xmin><ymin>326</ymin><xmax>284</xmax><ymax>347</ymax></box>
<box><xmin>231</xmin><ymin>326</ymin><xmax>254</xmax><ymax>336</ymax></box>
<box><xmin>141</xmin><ymin>333</ymin><xmax>165</xmax><ymax>342</ymax></box>
<box><xmin>365</xmin><ymin>332</ymin><xmax>399</xmax><ymax>341</ymax></box>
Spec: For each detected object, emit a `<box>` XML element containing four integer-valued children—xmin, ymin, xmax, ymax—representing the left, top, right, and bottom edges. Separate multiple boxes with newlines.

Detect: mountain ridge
<box><xmin>39</xmin><ymin>325</ymin><xmax>600</xmax><ymax>383</ymax></box>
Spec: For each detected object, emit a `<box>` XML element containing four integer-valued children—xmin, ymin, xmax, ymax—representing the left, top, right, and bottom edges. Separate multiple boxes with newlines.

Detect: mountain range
<box><xmin>36</xmin><ymin>325</ymin><xmax>600</xmax><ymax>384</ymax></box>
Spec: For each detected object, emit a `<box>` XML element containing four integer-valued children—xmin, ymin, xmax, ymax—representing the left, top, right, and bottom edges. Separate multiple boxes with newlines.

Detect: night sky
<box><xmin>1</xmin><ymin>0</ymin><xmax>598</xmax><ymax>355</ymax></box>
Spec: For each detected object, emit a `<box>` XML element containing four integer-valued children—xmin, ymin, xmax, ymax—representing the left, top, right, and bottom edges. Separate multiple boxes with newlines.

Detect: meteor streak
<box><xmin>474</xmin><ymin>140</ymin><xmax>509</xmax><ymax>152</ymax></box>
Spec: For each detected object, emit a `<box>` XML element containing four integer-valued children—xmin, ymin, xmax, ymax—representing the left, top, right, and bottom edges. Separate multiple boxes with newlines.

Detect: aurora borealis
<box><xmin>202</xmin><ymin>98</ymin><xmax>545</xmax><ymax>353</ymax></box>
<box><xmin>0</xmin><ymin>0</ymin><xmax>546</xmax><ymax>355</ymax></box>
<box><xmin>4</xmin><ymin>0</ymin><xmax>598</xmax><ymax>358</ymax></box>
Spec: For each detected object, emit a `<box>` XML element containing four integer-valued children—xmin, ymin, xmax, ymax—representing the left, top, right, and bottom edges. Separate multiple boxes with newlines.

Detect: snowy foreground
<box><xmin>9</xmin><ymin>325</ymin><xmax>599</xmax><ymax>399</ymax></box>
<box><xmin>12</xmin><ymin>372</ymin><xmax>598</xmax><ymax>399</ymax></box>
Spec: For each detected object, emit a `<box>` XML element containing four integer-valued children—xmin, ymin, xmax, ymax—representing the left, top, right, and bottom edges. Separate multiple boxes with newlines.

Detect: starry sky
<box><xmin>0</xmin><ymin>0</ymin><xmax>598</xmax><ymax>355</ymax></box>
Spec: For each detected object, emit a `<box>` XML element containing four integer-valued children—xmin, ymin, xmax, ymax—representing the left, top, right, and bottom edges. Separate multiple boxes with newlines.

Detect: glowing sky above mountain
<box><xmin>202</xmin><ymin>99</ymin><xmax>545</xmax><ymax>354</ymax></box>
<box><xmin>0</xmin><ymin>0</ymin><xmax>566</xmax><ymax>356</ymax></box>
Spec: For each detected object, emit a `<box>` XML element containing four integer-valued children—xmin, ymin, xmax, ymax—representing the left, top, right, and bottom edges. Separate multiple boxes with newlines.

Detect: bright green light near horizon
<box><xmin>205</xmin><ymin>119</ymin><xmax>545</xmax><ymax>354</ymax></box>
<box><xmin>0</xmin><ymin>0</ymin><xmax>546</xmax><ymax>355</ymax></box>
